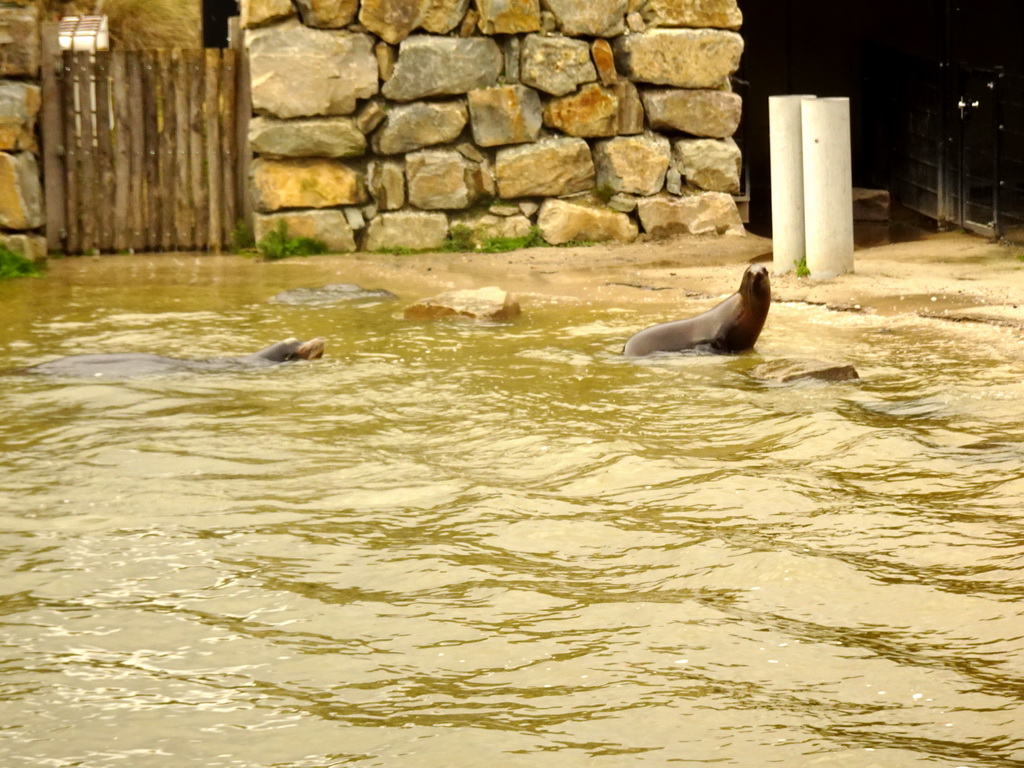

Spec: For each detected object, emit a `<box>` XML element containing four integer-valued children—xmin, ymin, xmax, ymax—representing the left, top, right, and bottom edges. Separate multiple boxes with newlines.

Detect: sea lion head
<box><xmin>294</xmin><ymin>337</ymin><xmax>326</xmax><ymax>360</ymax></box>
<box><xmin>715</xmin><ymin>264</ymin><xmax>771</xmax><ymax>353</ymax></box>
<box><xmin>740</xmin><ymin>263</ymin><xmax>771</xmax><ymax>307</ymax></box>
<box><xmin>255</xmin><ymin>337</ymin><xmax>326</xmax><ymax>362</ymax></box>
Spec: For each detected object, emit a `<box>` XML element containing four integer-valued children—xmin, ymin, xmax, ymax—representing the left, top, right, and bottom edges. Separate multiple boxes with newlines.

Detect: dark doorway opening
<box><xmin>739</xmin><ymin>0</ymin><xmax>1024</xmax><ymax>242</ymax></box>
<box><xmin>202</xmin><ymin>0</ymin><xmax>240</xmax><ymax>48</ymax></box>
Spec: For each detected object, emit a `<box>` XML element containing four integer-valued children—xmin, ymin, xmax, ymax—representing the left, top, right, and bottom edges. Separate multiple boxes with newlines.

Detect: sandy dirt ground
<box><xmin>312</xmin><ymin>228</ymin><xmax>1024</xmax><ymax>332</ymax></box>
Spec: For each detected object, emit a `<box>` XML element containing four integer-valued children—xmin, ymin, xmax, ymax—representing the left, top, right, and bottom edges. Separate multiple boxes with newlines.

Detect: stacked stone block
<box><xmin>0</xmin><ymin>2</ymin><xmax>44</xmax><ymax>260</ymax></box>
<box><xmin>244</xmin><ymin>0</ymin><xmax>746</xmax><ymax>251</ymax></box>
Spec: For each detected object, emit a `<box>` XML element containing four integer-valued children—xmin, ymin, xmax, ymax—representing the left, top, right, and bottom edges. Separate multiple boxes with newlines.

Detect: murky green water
<box><xmin>2</xmin><ymin>255</ymin><xmax>1024</xmax><ymax>768</ymax></box>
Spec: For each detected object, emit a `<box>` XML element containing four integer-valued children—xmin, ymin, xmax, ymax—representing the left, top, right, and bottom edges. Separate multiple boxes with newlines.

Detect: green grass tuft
<box><xmin>0</xmin><ymin>245</ymin><xmax>45</xmax><ymax>280</ymax></box>
<box><xmin>376</xmin><ymin>225</ymin><xmax>551</xmax><ymax>255</ymax></box>
<box><xmin>231</xmin><ymin>219</ymin><xmax>255</xmax><ymax>253</ymax></box>
<box><xmin>796</xmin><ymin>255</ymin><xmax>811</xmax><ymax>278</ymax></box>
<box><xmin>440</xmin><ymin>224</ymin><xmax>476</xmax><ymax>253</ymax></box>
<box><xmin>373</xmin><ymin>245</ymin><xmax>417</xmax><ymax>255</ymax></box>
<box><xmin>257</xmin><ymin>221</ymin><xmax>328</xmax><ymax>261</ymax></box>
<box><xmin>477</xmin><ymin>226</ymin><xmax>548</xmax><ymax>253</ymax></box>
<box><xmin>430</xmin><ymin>225</ymin><xmax>551</xmax><ymax>254</ymax></box>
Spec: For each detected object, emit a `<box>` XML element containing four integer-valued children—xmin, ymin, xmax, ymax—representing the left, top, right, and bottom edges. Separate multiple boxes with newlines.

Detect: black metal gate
<box><xmin>879</xmin><ymin>56</ymin><xmax>1024</xmax><ymax>242</ymax></box>
<box><xmin>955</xmin><ymin>66</ymin><xmax>1000</xmax><ymax>236</ymax></box>
<box><xmin>944</xmin><ymin>0</ymin><xmax>1024</xmax><ymax>242</ymax></box>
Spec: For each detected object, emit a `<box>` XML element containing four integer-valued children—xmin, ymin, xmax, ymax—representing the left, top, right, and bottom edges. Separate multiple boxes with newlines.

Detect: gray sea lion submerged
<box><xmin>623</xmin><ymin>264</ymin><xmax>770</xmax><ymax>357</ymax></box>
<box><xmin>21</xmin><ymin>337</ymin><xmax>325</xmax><ymax>378</ymax></box>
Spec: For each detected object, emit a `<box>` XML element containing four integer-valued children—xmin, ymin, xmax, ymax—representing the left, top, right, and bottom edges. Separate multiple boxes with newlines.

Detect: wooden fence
<box><xmin>40</xmin><ymin>30</ymin><xmax>251</xmax><ymax>255</ymax></box>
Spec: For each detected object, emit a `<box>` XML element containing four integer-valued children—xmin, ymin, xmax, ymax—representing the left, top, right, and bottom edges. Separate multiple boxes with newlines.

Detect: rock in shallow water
<box><xmin>753</xmin><ymin>358</ymin><xmax>860</xmax><ymax>383</ymax></box>
<box><xmin>404</xmin><ymin>286</ymin><xmax>522</xmax><ymax>321</ymax></box>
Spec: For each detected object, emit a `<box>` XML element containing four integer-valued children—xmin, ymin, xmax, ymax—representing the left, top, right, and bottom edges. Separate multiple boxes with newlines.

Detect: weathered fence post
<box><xmin>230</xmin><ymin>17</ymin><xmax>253</xmax><ymax>243</ymax></box>
<box><xmin>40</xmin><ymin>21</ymin><xmax>66</xmax><ymax>255</ymax></box>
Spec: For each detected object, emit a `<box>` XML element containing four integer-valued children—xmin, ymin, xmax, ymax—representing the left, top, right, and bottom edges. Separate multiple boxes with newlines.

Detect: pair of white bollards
<box><xmin>769</xmin><ymin>95</ymin><xmax>854</xmax><ymax>278</ymax></box>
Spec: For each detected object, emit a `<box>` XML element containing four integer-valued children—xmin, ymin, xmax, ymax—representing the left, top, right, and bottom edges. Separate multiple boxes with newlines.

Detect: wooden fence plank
<box><xmin>61</xmin><ymin>51</ymin><xmax>81</xmax><ymax>256</ymax></box>
<box><xmin>126</xmin><ymin>54</ymin><xmax>146</xmax><ymax>252</ymax></box>
<box><xmin>172</xmin><ymin>50</ymin><xmax>194</xmax><ymax>250</ymax></box>
<box><xmin>205</xmin><ymin>49</ymin><xmax>224</xmax><ymax>252</ymax></box>
<box><xmin>142</xmin><ymin>50</ymin><xmax>161</xmax><ymax>250</ymax></box>
<box><xmin>189</xmin><ymin>51</ymin><xmax>208</xmax><ymax>251</ymax></box>
<box><xmin>93</xmin><ymin>52</ymin><xmax>115</xmax><ymax>253</ymax></box>
<box><xmin>40</xmin><ymin>22</ymin><xmax>65</xmax><ymax>254</ymax></box>
<box><xmin>220</xmin><ymin>49</ymin><xmax>238</xmax><ymax>248</ymax></box>
<box><xmin>157</xmin><ymin>50</ymin><xmax>175</xmax><ymax>251</ymax></box>
<box><xmin>231</xmin><ymin>19</ymin><xmax>254</xmax><ymax>240</ymax></box>
<box><xmin>110</xmin><ymin>50</ymin><xmax>132</xmax><ymax>253</ymax></box>
<box><xmin>74</xmin><ymin>53</ymin><xmax>98</xmax><ymax>253</ymax></box>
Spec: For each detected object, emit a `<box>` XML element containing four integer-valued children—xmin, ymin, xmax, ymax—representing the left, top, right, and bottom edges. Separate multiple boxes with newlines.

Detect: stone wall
<box><xmin>0</xmin><ymin>2</ymin><xmax>44</xmax><ymax>260</ymax></box>
<box><xmin>242</xmin><ymin>0</ymin><xmax>746</xmax><ymax>252</ymax></box>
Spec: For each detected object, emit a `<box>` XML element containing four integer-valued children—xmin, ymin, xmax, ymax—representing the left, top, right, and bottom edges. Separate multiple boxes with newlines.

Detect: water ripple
<box><xmin>2</xmin><ymin>260</ymin><xmax>1024</xmax><ymax>766</ymax></box>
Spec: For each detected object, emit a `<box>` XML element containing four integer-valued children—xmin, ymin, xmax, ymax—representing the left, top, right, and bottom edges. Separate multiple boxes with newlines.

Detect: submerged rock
<box><xmin>753</xmin><ymin>358</ymin><xmax>860</xmax><ymax>383</ymax></box>
<box><xmin>404</xmin><ymin>286</ymin><xmax>522</xmax><ymax>321</ymax></box>
<box><xmin>271</xmin><ymin>284</ymin><xmax>397</xmax><ymax>305</ymax></box>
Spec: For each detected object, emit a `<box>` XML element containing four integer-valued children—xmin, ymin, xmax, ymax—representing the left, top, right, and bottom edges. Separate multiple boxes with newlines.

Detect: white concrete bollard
<box><xmin>769</xmin><ymin>95</ymin><xmax>815</xmax><ymax>275</ymax></box>
<box><xmin>801</xmin><ymin>97</ymin><xmax>854</xmax><ymax>278</ymax></box>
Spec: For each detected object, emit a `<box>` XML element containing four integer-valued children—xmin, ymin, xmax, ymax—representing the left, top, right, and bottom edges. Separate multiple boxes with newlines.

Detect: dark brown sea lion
<box><xmin>21</xmin><ymin>337</ymin><xmax>325</xmax><ymax>378</ymax></box>
<box><xmin>622</xmin><ymin>264</ymin><xmax>770</xmax><ymax>357</ymax></box>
